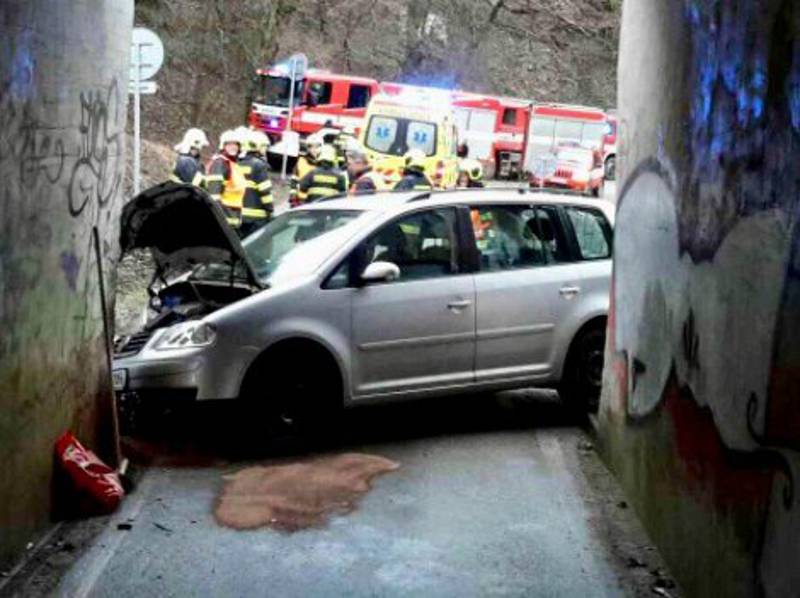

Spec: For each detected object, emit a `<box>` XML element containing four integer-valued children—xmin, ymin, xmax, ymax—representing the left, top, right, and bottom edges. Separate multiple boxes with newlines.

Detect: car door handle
<box><xmin>559</xmin><ymin>286</ymin><xmax>581</xmax><ymax>298</ymax></box>
<box><xmin>447</xmin><ymin>299</ymin><xmax>473</xmax><ymax>311</ymax></box>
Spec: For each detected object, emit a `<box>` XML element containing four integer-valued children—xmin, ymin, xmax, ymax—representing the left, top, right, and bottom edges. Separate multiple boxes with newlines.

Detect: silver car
<box><xmin>113</xmin><ymin>184</ymin><xmax>613</xmax><ymax>430</ymax></box>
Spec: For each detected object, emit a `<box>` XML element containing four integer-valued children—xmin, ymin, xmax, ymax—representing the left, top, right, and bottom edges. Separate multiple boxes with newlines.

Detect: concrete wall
<box><xmin>599</xmin><ymin>1</ymin><xmax>800</xmax><ymax>596</ymax></box>
<box><xmin>0</xmin><ymin>1</ymin><xmax>133</xmax><ymax>568</ymax></box>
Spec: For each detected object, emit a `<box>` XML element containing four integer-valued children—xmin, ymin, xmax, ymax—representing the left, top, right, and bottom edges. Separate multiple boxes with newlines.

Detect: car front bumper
<box><xmin>113</xmin><ymin>343</ymin><xmax>259</xmax><ymax>401</ymax></box>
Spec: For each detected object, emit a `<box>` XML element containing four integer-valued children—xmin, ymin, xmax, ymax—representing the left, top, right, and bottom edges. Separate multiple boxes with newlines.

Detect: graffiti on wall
<box><xmin>0</xmin><ymin>75</ymin><xmax>124</xmax><ymax>359</ymax></box>
<box><xmin>606</xmin><ymin>3</ymin><xmax>800</xmax><ymax>596</ymax></box>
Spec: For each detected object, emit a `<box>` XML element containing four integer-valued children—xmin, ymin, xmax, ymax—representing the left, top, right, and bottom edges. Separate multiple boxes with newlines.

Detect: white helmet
<box><xmin>306</xmin><ymin>133</ymin><xmax>323</xmax><ymax>158</ymax></box>
<box><xmin>218</xmin><ymin>128</ymin><xmax>244</xmax><ymax>151</ymax></box>
<box><xmin>246</xmin><ymin>129</ymin><xmax>270</xmax><ymax>154</ymax></box>
<box><xmin>174</xmin><ymin>128</ymin><xmax>209</xmax><ymax>154</ymax></box>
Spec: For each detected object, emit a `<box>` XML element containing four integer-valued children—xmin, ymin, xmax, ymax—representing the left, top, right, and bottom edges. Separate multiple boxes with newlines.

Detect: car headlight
<box><xmin>153</xmin><ymin>321</ymin><xmax>217</xmax><ymax>351</ymax></box>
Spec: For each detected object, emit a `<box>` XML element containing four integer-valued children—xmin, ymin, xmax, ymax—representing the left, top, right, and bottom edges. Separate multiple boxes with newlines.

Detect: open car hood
<box><xmin>120</xmin><ymin>183</ymin><xmax>263</xmax><ymax>289</ymax></box>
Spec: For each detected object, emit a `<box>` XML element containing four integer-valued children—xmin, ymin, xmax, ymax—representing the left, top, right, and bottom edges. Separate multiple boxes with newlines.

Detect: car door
<box><xmin>350</xmin><ymin>207</ymin><xmax>476</xmax><ymax>398</ymax></box>
<box><xmin>469</xmin><ymin>202</ymin><xmax>587</xmax><ymax>383</ymax></box>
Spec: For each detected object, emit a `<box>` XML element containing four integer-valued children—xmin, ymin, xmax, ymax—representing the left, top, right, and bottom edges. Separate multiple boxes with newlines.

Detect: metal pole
<box><xmin>281</xmin><ymin>56</ymin><xmax>297</xmax><ymax>180</ymax></box>
<box><xmin>133</xmin><ymin>45</ymin><xmax>142</xmax><ymax>196</ymax></box>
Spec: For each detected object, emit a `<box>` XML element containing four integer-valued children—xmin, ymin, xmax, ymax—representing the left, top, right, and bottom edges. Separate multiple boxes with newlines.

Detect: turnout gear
<box><xmin>403</xmin><ymin>148</ymin><xmax>427</xmax><ymax>173</ymax></box>
<box><xmin>298</xmin><ymin>162</ymin><xmax>349</xmax><ymax>202</ymax></box>
<box><xmin>207</xmin><ymin>130</ymin><xmax>246</xmax><ymax>228</ymax></box>
<box><xmin>351</xmin><ymin>169</ymin><xmax>387</xmax><ymax>193</ymax></box>
<box><xmin>239</xmin><ymin>135</ymin><xmax>274</xmax><ymax>236</ymax></box>
<box><xmin>458</xmin><ymin>158</ymin><xmax>485</xmax><ymax>188</ymax></box>
<box><xmin>394</xmin><ymin>149</ymin><xmax>433</xmax><ymax>191</ymax></box>
<box><xmin>290</xmin><ymin>134</ymin><xmax>323</xmax><ymax>206</ymax></box>
<box><xmin>171</xmin><ymin>128</ymin><xmax>209</xmax><ymax>186</ymax></box>
<box><xmin>393</xmin><ymin>170</ymin><xmax>434</xmax><ymax>191</ymax></box>
<box><xmin>171</xmin><ymin>154</ymin><xmax>206</xmax><ymax>187</ymax></box>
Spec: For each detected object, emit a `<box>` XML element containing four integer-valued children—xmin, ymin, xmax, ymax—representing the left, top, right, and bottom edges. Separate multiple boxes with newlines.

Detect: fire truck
<box><xmin>451</xmin><ymin>93</ymin><xmax>531</xmax><ymax>179</ymax></box>
<box><xmin>603</xmin><ymin>112</ymin><xmax>617</xmax><ymax>180</ymax></box>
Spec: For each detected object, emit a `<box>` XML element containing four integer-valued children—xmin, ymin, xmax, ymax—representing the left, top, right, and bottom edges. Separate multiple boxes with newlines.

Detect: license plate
<box><xmin>112</xmin><ymin>369</ymin><xmax>128</xmax><ymax>391</ymax></box>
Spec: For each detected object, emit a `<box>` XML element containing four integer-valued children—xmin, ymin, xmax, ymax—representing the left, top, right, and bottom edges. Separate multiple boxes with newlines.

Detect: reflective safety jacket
<box><xmin>393</xmin><ymin>171</ymin><xmax>434</xmax><ymax>192</ymax></box>
<box><xmin>206</xmin><ymin>153</ymin><xmax>246</xmax><ymax>228</ymax></box>
<box><xmin>298</xmin><ymin>165</ymin><xmax>349</xmax><ymax>202</ymax></box>
<box><xmin>289</xmin><ymin>155</ymin><xmax>317</xmax><ymax>205</ymax></box>
<box><xmin>350</xmin><ymin>169</ymin><xmax>387</xmax><ymax>194</ymax></box>
<box><xmin>238</xmin><ymin>153</ymin><xmax>273</xmax><ymax>227</ymax></box>
<box><xmin>170</xmin><ymin>154</ymin><xmax>205</xmax><ymax>187</ymax></box>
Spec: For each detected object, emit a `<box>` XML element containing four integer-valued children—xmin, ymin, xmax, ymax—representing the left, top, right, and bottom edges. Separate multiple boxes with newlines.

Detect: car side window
<box><xmin>533</xmin><ymin>205</ymin><xmax>571</xmax><ymax>263</ymax></box>
<box><xmin>469</xmin><ymin>205</ymin><xmax>548</xmax><ymax>272</ymax></box>
<box><xmin>364</xmin><ymin>208</ymin><xmax>459</xmax><ymax>281</ymax></box>
<box><xmin>564</xmin><ymin>206</ymin><xmax>612</xmax><ymax>260</ymax></box>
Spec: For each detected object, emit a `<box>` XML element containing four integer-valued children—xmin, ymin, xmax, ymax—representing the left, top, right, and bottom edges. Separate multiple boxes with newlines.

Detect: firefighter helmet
<box><xmin>404</xmin><ymin>148</ymin><xmax>427</xmax><ymax>173</ymax></box>
<box><xmin>174</xmin><ymin>128</ymin><xmax>210</xmax><ymax>154</ymax></box>
<box><xmin>460</xmin><ymin>158</ymin><xmax>483</xmax><ymax>182</ymax></box>
<box><xmin>218</xmin><ymin>129</ymin><xmax>244</xmax><ymax>150</ymax></box>
<box><xmin>306</xmin><ymin>133</ymin><xmax>323</xmax><ymax>158</ymax></box>
<box><xmin>246</xmin><ymin>129</ymin><xmax>270</xmax><ymax>154</ymax></box>
<box><xmin>318</xmin><ymin>144</ymin><xmax>337</xmax><ymax>166</ymax></box>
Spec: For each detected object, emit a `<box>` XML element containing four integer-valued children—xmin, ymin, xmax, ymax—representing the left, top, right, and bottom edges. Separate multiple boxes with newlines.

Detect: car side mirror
<box><xmin>360</xmin><ymin>261</ymin><xmax>400</xmax><ymax>283</ymax></box>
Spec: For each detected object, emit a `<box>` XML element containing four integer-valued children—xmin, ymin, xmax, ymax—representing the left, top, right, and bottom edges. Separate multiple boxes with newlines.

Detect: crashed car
<box><xmin>114</xmin><ymin>183</ymin><xmax>613</xmax><ymax>431</ymax></box>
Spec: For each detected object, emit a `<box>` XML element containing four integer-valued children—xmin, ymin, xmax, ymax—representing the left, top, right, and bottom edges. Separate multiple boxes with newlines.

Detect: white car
<box><xmin>114</xmin><ymin>184</ymin><xmax>613</xmax><ymax>432</ymax></box>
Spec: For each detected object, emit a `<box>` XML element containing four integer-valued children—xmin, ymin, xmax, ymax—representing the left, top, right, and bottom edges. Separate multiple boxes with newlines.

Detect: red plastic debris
<box><xmin>54</xmin><ymin>432</ymin><xmax>124</xmax><ymax>515</ymax></box>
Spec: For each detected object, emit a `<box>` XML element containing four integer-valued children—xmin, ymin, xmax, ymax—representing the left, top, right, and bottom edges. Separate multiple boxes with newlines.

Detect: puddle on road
<box><xmin>214</xmin><ymin>453</ymin><xmax>400</xmax><ymax>531</ymax></box>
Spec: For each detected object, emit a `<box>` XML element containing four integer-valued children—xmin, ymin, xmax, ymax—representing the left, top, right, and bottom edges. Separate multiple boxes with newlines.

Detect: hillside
<box><xmin>134</xmin><ymin>0</ymin><xmax>620</xmax><ymax>146</ymax></box>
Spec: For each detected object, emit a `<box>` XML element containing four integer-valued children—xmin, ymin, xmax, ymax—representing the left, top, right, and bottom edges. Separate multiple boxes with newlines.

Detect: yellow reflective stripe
<box><xmin>210</xmin><ymin>194</ymin><xmax>222</xmax><ymax>201</ymax></box>
<box><xmin>239</xmin><ymin>165</ymin><xmax>253</xmax><ymax>174</ymax></box>
<box><xmin>169</xmin><ymin>174</ymin><xmax>183</xmax><ymax>183</ymax></box>
<box><xmin>241</xmin><ymin>207</ymin><xmax>268</xmax><ymax>218</ymax></box>
<box><xmin>191</xmin><ymin>172</ymin><xmax>204</xmax><ymax>187</ymax></box>
<box><xmin>413</xmin><ymin>184</ymin><xmax>432</xmax><ymax>190</ymax></box>
<box><xmin>260</xmin><ymin>195</ymin><xmax>274</xmax><ymax>206</ymax></box>
<box><xmin>308</xmin><ymin>187</ymin><xmax>339</xmax><ymax>197</ymax></box>
<box><xmin>400</xmin><ymin>223</ymin><xmax>421</xmax><ymax>234</ymax></box>
<box><xmin>313</xmin><ymin>174</ymin><xmax>338</xmax><ymax>185</ymax></box>
<box><xmin>205</xmin><ymin>175</ymin><xmax>224</xmax><ymax>182</ymax></box>
<box><xmin>257</xmin><ymin>180</ymin><xmax>272</xmax><ymax>191</ymax></box>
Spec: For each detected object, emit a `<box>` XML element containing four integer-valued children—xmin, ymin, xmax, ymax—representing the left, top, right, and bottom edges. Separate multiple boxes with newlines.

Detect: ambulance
<box><xmin>359</xmin><ymin>90</ymin><xmax>460</xmax><ymax>189</ymax></box>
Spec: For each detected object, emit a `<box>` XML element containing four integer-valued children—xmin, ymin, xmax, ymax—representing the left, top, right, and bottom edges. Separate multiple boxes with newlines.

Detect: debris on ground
<box><xmin>116</xmin><ymin>523</ymin><xmax>133</xmax><ymax>531</ymax></box>
<box><xmin>215</xmin><ymin>453</ymin><xmax>400</xmax><ymax>532</ymax></box>
<box><xmin>54</xmin><ymin>432</ymin><xmax>125</xmax><ymax>516</ymax></box>
<box><xmin>153</xmin><ymin>522</ymin><xmax>173</xmax><ymax>534</ymax></box>
<box><xmin>617</xmin><ymin>500</ymin><xmax>629</xmax><ymax>509</ymax></box>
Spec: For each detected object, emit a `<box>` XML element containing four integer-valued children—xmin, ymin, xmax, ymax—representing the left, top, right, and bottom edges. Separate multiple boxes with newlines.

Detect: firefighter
<box><xmin>290</xmin><ymin>133</ymin><xmax>322</xmax><ymax>206</ymax></box>
<box><xmin>298</xmin><ymin>144</ymin><xmax>348</xmax><ymax>202</ymax></box>
<box><xmin>170</xmin><ymin>128</ymin><xmax>209</xmax><ymax>186</ymax></box>
<box><xmin>457</xmin><ymin>158</ymin><xmax>485</xmax><ymax>188</ymax></box>
<box><xmin>239</xmin><ymin>129</ymin><xmax>274</xmax><ymax>236</ymax></box>
<box><xmin>206</xmin><ymin>129</ymin><xmax>247</xmax><ymax>229</ymax></box>
<box><xmin>394</xmin><ymin>148</ymin><xmax>433</xmax><ymax>191</ymax></box>
<box><xmin>347</xmin><ymin>146</ymin><xmax>385</xmax><ymax>193</ymax></box>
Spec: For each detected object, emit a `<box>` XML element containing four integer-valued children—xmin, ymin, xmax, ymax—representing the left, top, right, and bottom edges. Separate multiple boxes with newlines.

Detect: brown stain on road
<box><xmin>214</xmin><ymin>453</ymin><xmax>400</xmax><ymax>531</ymax></box>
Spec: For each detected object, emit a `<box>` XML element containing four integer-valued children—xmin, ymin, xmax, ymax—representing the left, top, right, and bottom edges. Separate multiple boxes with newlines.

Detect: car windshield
<box><xmin>364</xmin><ymin>115</ymin><xmax>436</xmax><ymax>156</ymax></box>
<box><xmin>252</xmin><ymin>74</ymin><xmax>304</xmax><ymax>107</ymax></box>
<box><xmin>557</xmin><ymin>148</ymin><xmax>592</xmax><ymax>167</ymax></box>
<box><xmin>241</xmin><ymin>209</ymin><xmax>369</xmax><ymax>284</ymax></box>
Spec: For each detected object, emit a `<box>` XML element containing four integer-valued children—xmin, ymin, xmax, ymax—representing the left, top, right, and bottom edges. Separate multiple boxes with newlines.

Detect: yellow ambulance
<box><xmin>359</xmin><ymin>90</ymin><xmax>460</xmax><ymax>189</ymax></box>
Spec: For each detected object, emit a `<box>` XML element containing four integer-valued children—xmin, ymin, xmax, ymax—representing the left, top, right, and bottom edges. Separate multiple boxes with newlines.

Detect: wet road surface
<box><xmin>7</xmin><ymin>391</ymin><xmax>673</xmax><ymax>597</ymax></box>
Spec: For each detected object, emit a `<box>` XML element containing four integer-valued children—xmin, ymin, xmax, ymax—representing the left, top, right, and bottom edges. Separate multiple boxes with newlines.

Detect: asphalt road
<box><xmin>1</xmin><ymin>390</ymin><xmax>675</xmax><ymax>598</ymax></box>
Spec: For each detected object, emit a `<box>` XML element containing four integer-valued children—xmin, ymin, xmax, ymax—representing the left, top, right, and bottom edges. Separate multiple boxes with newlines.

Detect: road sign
<box><xmin>531</xmin><ymin>153</ymin><xmax>558</xmax><ymax>179</ymax></box>
<box><xmin>128</xmin><ymin>81</ymin><xmax>158</xmax><ymax>95</ymax></box>
<box><xmin>280</xmin><ymin>53</ymin><xmax>309</xmax><ymax>179</ymax></box>
<box><xmin>129</xmin><ymin>27</ymin><xmax>164</xmax><ymax>197</ymax></box>
<box><xmin>130</xmin><ymin>27</ymin><xmax>164</xmax><ymax>82</ymax></box>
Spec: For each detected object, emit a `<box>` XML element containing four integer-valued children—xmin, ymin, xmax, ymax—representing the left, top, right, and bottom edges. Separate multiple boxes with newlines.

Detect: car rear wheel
<box><xmin>559</xmin><ymin>323</ymin><xmax>606</xmax><ymax>413</ymax></box>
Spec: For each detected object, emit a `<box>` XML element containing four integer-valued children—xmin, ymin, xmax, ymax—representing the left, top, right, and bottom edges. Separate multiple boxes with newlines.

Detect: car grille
<box><xmin>114</xmin><ymin>329</ymin><xmax>154</xmax><ymax>357</ymax></box>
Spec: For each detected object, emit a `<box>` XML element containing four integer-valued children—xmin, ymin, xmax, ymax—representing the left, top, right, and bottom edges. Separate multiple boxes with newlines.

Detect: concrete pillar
<box><xmin>599</xmin><ymin>1</ymin><xmax>800</xmax><ymax>596</ymax></box>
<box><xmin>0</xmin><ymin>1</ymin><xmax>133</xmax><ymax>567</ymax></box>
